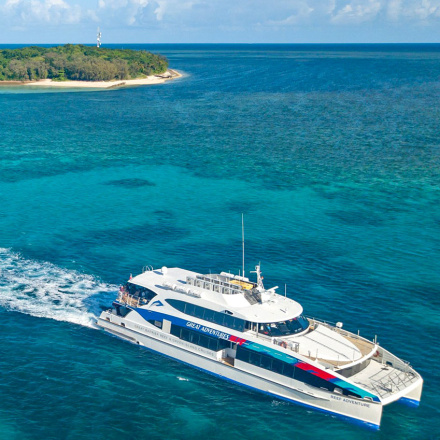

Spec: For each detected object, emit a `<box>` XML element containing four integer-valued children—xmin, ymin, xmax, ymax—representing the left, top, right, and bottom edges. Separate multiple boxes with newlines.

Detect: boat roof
<box><xmin>129</xmin><ymin>267</ymin><xmax>303</xmax><ymax>323</ymax></box>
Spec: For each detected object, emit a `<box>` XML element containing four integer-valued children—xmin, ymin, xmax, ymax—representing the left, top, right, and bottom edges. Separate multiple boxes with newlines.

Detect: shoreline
<box><xmin>0</xmin><ymin>69</ymin><xmax>182</xmax><ymax>89</ymax></box>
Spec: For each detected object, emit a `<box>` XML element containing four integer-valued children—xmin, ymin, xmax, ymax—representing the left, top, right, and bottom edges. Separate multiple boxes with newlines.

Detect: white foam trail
<box><xmin>0</xmin><ymin>248</ymin><xmax>117</xmax><ymax>328</ymax></box>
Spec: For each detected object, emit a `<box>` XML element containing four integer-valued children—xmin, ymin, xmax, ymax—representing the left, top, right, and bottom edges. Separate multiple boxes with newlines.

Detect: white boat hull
<box><xmin>98</xmin><ymin>311</ymin><xmax>384</xmax><ymax>428</ymax></box>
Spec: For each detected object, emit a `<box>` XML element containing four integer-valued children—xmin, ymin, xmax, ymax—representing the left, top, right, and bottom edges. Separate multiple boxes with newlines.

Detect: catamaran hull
<box><xmin>97</xmin><ymin>312</ymin><xmax>383</xmax><ymax>429</ymax></box>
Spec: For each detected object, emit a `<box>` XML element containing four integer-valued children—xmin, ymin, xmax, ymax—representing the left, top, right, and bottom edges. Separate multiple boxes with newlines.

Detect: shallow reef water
<box><xmin>0</xmin><ymin>44</ymin><xmax>439</xmax><ymax>440</ymax></box>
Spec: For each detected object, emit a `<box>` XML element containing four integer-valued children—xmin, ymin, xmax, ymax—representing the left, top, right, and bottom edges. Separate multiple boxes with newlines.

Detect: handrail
<box><xmin>117</xmin><ymin>291</ymin><xmax>148</xmax><ymax>307</ymax></box>
<box><xmin>273</xmin><ymin>338</ymin><xmax>300</xmax><ymax>353</ymax></box>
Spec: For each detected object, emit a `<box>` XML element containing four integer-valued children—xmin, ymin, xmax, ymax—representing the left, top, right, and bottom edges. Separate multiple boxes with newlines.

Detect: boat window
<box><xmin>113</xmin><ymin>303</ymin><xmax>130</xmax><ymax>317</ymax></box>
<box><xmin>249</xmin><ymin>351</ymin><xmax>261</xmax><ymax>366</ymax></box>
<box><xmin>230</xmin><ymin>317</ymin><xmax>245</xmax><ymax>331</ymax></box>
<box><xmin>147</xmin><ymin>319</ymin><xmax>162</xmax><ymax>329</ymax></box>
<box><xmin>203</xmin><ymin>309</ymin><xmax>216</xmax><ymax>323</ymax></box>
<box><xmin>208</xmin><ymin>338</ymin><xmax>219</xmax><ymax>351</ymax></box>
<box><xmin>260</xmin><ymin>355</ymin><xmax>272</xmax><ymax>370</ymax></box>
<box><xmin>168</xmin><ymin>300</ymin><xmax>184</xmax><ymax>313</ymax></box>
<box><xmin>259</xmin><ymin>316</ymin><xmax>309</xmax><ymax>337</ymax></box>
<box><xmin>184</xmin><ymin>303</ymin><xmax>197</xmax><ymax>316</ymax></box>
<box><xmin>236</xmin><ymin>346</ymin><xmax>341</xmax><ymax>393</ymax></box>
<box><xmin>271</xmin><ymin>359</ymin><xmax>284</xmax><ymax>374</ymax></box>
<box><xmin>294</xmin><ymin>368</ymin><xmax>335</xmax><ymax>392</ymax></box>
<box><xmin>194</xmin><ymin>306</ymin><xmax>205</xmax><ymax>320</ymax></box>
<box><xmin>198</xmin><ymin>335</ymin><xmax>210</xmax><ymax>348</ymax></box>
<box><xmin>166</xmin><ymin>299</ymin><xmax>246</xmax><ymax>332</ymax></box>
<box><xmin>170</xmin><ymin>324</ymin><xmax>181</xmax><ymax>338</ymax></box>
<box><xmin>170</xmin><ymin>324</ymin><xmax>230</xmax><ymax>351</ymax></box>
<box><xmin>220</xmin><ymin>338</ymin><xmax>230</xmax><ymax>350</ymax></box>
<box><xmin>278</xmin><ymin>322</ymin><xmax>289</xmax><ymax>333</ymax></box>
<box><xmin>223</xmin><ymin>314</ymin><xmax>235</xmax><ymax>329</ymax></box>
<box><xmin>236</xmin><ymin>346</ymin><xmax>249</xmax><ymax>363</ymax></box>
<box><xmin>181</xmin><ymin>328</ymin><xmax>190</xmax><ymax>341</ymax></box>
<box><xmin>283</xmin><ymin>363</ymin><xmax>295</xmax><ymax>378</ymax></box>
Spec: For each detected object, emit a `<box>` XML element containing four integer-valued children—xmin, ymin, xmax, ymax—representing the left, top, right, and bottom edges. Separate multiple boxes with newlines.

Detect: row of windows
<box><xmin>236</xmin><ymin>346</ymin><xmax>360</xmax><ymax>398</ymax></box>
<box><xmin>236</xmin><ymin>346</ymin><xmax>308</xmax><ymax>383</ymax></box>
<box><xmin>165</xmin><ymin>299</ymin><xmax>309</xmax><ymax>338</ymax></box>
<box><xmin>166</xmin><ymin>299</ymin><xmax>246</xmax><ymax>332</ymax></box>
<box><xmin>170</xmin><ymin>325</ymin><xmax>231</xmax><ymax>352</ymax></box>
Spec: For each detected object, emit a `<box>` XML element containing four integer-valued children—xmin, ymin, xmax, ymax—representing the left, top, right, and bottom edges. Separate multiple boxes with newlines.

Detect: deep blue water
<box><xmin>0</xmin><ymin>44</ymin><xmax>439</xmax><ymax>440</ymax></box>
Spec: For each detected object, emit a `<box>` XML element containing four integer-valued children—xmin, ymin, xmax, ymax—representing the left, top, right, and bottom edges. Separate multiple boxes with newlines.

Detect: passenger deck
<box><xmin>351</xmin><ymin>358</ymin><xmax>420</xmax><ymax>401</ymax></box>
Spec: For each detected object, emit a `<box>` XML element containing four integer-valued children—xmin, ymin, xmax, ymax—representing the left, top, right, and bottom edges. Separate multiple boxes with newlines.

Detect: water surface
<box><xmin>0</xmin><ymin>44</ymin><xmax>439</xmax><ymax>440</ymax></box>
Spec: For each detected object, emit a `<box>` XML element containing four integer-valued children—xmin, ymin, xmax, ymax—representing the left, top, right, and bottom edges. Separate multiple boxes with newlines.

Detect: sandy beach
<box><xmin>1</xmin><ymin>69</ymin><xmax>181</xmax><ymax>89</ymax></box>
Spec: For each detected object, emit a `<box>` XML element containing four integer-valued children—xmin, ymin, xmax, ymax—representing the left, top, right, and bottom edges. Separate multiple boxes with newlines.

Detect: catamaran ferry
<box><xmin>98</xmin><ymin>265</ymin><xmax>423</xmax><ymax>428</ymax></box>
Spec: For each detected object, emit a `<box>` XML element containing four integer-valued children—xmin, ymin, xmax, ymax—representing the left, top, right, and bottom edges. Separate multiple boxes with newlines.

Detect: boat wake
<box><xmin>0</xmin><ymin>248</ymin><xmax>117</xmax><ymax>328</ymax></box>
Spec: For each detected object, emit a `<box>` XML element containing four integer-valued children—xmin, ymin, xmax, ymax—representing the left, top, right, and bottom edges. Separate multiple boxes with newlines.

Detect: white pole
<box><xmin>242</xmin><ymin>213</ymin><xmax>245</xmax><ymax>278</ymax></box>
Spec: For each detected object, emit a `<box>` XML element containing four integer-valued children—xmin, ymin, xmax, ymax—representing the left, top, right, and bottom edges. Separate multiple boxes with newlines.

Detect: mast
<box><xmin>242</xmin><ymin>213</ymin><xmax>245</xmax><ymax>278</ymax></box>
<box><xmin>97</xmin><ymin>27</ymin><xmax>102</xmax><ymax>48</ymax></box>
<box><xmin>252</xmin><ymin>263</ymin><xmax>264</xmax><ymax>290</ymax></box>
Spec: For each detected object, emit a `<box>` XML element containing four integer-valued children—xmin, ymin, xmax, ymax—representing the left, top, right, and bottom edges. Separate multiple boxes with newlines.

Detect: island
<box><xmin>0</xmin><ymin>44</ymin><xmax>181</xmax><ymax>89</ymax></box>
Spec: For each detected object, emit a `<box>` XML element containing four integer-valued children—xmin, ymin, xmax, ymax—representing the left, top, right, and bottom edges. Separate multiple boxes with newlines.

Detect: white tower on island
<box><xmin>97</xmin><ymin>27</ymin><xmax>102</xmax><ymax>48</ymax></box>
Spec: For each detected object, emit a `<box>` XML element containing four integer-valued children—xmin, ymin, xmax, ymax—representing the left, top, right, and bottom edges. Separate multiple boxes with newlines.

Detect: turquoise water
<box><xmin>0</xmin><ymin>44</ymin><xmax>439</xmax><ymax>439</ymax></box>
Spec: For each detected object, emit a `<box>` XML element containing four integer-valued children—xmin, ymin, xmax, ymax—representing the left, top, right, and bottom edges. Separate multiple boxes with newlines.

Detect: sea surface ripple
<box><xmin>0</xmin><ymin>44</ymin><xmax>439</xmax><ymax>440</ymax></box>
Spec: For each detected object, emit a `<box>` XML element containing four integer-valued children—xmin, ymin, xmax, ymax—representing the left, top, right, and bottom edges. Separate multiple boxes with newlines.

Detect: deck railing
<box><xmin>273</xmin><ymin>338</ymin><xmax>300</xmax><ymax>353</ymax></box>
<box><xmin>117</xmin><ymin>292</ymin><xmax>149</xmax><ymax>308</ymax></box>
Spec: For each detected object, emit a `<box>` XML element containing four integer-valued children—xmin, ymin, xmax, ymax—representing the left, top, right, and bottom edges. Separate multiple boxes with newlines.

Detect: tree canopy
<box><xmin>0</xmin><ymin>45</ymin><xmax>169</xmax><ymax>82</ymax></box>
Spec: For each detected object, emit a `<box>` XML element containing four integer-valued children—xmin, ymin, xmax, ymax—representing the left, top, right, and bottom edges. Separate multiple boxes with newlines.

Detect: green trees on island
<box><xmin>0</xmin><ymin>45</ymin><xmax>169</xmax><ymax>82</ymax></box>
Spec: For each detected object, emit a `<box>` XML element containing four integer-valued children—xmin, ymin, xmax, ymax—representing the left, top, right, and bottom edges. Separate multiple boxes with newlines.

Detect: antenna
<box><xmin>242</xmin><ymin>213</ymin><xmax>245</xmax><ymax>278</ymax></box>
<box><xmin>251</xmin><ymin>263</ymin><xmax>264</xmax><ymax>290</ymax></box>
<box><xmin>97</xmin><ymin>27</ymin><xmax>102</xmax><ymax>48</ymax></box>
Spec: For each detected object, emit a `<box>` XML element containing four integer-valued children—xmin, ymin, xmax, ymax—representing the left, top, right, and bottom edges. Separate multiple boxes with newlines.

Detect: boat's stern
<box><xmin>398</xmin><ymin>376</ymin><xmax>423</xmax><ymax>408</ymax></box>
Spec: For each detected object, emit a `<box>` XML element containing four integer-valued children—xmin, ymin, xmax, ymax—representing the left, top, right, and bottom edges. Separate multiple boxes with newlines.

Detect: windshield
<box><xmin>259</xmin><ymin>315</ymin><xmax>309</xmax><ymax>337</ymax></box>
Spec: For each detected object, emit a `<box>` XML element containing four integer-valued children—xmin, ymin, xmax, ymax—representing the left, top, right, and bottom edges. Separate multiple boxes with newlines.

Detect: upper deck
<box><xmin>129</xmin><ymin>266</ymin><xmax>304</xmax><ymax>323</ymax></box>
<box><xmin>127</xmin><ymin>266</ymin><xmax>374</xmax><ymax>371</ymax></box>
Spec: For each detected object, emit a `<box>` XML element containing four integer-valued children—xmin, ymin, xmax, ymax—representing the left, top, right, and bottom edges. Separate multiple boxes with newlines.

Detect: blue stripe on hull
<box><xmin>134</xmin><ymin>307</ymin><xmax>379</xmax><ymax>402</ymax></box>
<box><xmin>398</xmin><ymin>397</ymin><xmax>420</xmax><ymax>408</ymax></box>
<box><xmin>102</xmin><ymin>322</ymin><xmax>380</xmax><ymax>431</ymax></box>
